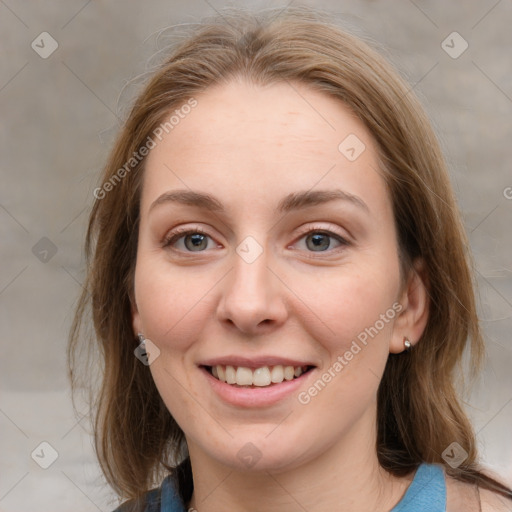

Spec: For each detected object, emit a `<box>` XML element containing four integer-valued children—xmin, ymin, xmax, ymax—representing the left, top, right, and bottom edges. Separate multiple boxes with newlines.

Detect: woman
<box><xmin>68</xmin><ymin>7</ymin><xmax>512</xmax><ymax>511</ymax></box>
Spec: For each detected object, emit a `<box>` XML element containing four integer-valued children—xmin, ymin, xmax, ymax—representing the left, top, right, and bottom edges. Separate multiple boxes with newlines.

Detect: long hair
<box><xmin>67</xmin><ymin>6</ymin><xmax>512</xmax><ymax>506</ymax></box>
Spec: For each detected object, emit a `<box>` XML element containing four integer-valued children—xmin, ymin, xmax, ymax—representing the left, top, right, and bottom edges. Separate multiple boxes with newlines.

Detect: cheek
<box><xmin>292</xmin><ymin>265</ymin><xmax>399</xmax><ymax>430</ymax></box>
<box><xmin>134</xmin><ymin>259</ymin><xmax>215</xmax><ymax>427</ymax></box>
<box><xmin>289</xmin><ymin>257</ymin><xmax>400</xmax><ymax>359</ymax></box>
<box><xmin>133</xmin><ymin>258</ymin><xmax>216</xmax><ymax>352</ymax></box>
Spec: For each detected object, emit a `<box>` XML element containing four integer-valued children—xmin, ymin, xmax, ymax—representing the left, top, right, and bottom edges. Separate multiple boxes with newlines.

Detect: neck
<box><xmin>186</xmin><ymin>407</ymin><xmax>414</xmax><ymax>512</ymax></box>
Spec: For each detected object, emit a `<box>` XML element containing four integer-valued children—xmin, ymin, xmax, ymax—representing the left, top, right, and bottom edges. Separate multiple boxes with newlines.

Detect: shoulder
<box><xmin>444</xmin><ymin>472</ymin><xmax>512</xmax><ymax>512</ymax></box>
<box><xmin>479</xmin><ymin>488</ymin><xmax>512</xmax><ymax>512</ymax></box>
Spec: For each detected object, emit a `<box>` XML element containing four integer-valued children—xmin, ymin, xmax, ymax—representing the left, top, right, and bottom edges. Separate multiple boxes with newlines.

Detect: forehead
<box><xmin>141</xmin><ymin>79</ymin><xmax>391</xmax><ymax>219</ymax></box>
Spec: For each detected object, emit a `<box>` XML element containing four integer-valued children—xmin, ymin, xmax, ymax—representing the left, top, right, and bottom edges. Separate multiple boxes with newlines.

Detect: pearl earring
<box><xmin>404</xmin><ymin>337</ymin><xmax>412</xmax><ymax>352</ymax></box>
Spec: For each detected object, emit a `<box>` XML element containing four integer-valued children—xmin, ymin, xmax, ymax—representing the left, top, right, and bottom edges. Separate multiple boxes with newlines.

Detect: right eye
<box><xmin>162</xmin><ymin>227</ymin><xmax>219</xmax><ymax>253</ymax></box>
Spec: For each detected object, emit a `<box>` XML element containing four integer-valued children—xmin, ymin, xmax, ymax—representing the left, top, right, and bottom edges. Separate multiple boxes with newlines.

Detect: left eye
<box><xmin>295</xmin><ymin>230</ymin><xmax>347</xmax><ymax>252</ymax></box>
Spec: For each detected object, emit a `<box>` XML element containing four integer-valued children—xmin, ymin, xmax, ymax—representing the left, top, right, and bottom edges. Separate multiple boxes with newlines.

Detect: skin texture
<box><xmin>132</xmin><ymin>79</ymin><xmax>429</xmax><ymax>512</ymax></box>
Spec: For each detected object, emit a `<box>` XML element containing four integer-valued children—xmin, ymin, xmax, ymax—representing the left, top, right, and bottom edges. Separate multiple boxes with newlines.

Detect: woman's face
<box><xmin>132</xmin><ymin>80</ymin><xmax>422</xmax><ymax>472</ymax></box>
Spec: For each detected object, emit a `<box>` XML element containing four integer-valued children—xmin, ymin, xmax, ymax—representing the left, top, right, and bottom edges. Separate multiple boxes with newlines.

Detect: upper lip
<box><xmin>199</xmin><ymin>356</ymin><xmax>317</xmax><ymax>369</ymax></box>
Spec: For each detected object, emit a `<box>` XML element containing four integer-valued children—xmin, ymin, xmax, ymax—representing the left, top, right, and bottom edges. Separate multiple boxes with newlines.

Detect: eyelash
<box><xmin>162</xmin><ymin>225</ymin><xmax>350</xmax><ymax>257</ymax></box>
<box><xmin>162</xmin><ymin>227</ymin><xmax>210</xmax><ymax>249</ymax></box>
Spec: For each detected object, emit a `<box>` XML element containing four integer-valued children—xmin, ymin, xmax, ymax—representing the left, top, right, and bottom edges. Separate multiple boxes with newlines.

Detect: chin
<box><xmin>202</xmin><ymin>431</ymin><xmax>315</xmax><ymax>474</ymax></box>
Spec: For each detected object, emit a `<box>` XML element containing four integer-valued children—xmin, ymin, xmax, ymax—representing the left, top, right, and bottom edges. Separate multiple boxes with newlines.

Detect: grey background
<box><xmin>1</xmin><ymin>0</ymin><xmax>511</xmax><ymax>510</ymax></box>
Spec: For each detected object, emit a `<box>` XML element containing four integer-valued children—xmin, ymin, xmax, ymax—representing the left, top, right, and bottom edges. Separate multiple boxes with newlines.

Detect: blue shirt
<box><xmin>112</xmin><ymin>462</ymin><xmax>446</xmax><ymax>512</ymax></box>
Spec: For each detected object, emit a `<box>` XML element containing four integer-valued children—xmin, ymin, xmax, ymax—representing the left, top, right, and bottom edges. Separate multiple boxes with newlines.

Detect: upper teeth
<box><xmin>211</xmin><ymin>365</ymin><xmax>306</xmax><ymax>387</ymax></box>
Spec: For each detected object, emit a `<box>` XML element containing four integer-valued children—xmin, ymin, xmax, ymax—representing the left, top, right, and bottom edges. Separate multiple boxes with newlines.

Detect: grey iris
<box><xmin>307</xmin><ymin>233</ymin><xmax>330</xmax><ymax>251</ymax></box>
<box><xmin>185</xmin><ymin>233</ymin><xmax>208</xmax><ymax>251</ymax></box>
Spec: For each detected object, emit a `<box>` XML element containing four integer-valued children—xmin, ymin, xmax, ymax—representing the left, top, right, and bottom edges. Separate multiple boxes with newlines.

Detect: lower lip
<box><xmin>200</xmin><ymin>366</ymin><xmax>315</xmax><ymax>408</ymax></box>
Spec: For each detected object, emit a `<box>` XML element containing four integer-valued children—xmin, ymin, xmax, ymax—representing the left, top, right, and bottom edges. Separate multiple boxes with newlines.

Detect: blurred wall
<box><xmin>1</xmin><ymin>1</ymin><xmax>511</xmax><ymax>510</ymax></box>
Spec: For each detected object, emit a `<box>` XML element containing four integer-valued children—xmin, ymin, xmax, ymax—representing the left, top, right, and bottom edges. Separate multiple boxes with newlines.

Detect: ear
<box><xmin>389</xmin><ymin>258</ymin><xmax>430</xmax><ymax>354</ymax></box>
<box><xmin>131</xmin><ymin>296</ymin><xmax>143</xmax><ymax>338</ymax></box>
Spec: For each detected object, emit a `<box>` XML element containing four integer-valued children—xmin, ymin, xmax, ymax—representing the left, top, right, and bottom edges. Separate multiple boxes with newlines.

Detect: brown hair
<box><xmin>67</xmin><ymin>6</ymin><xmax>512</xmax><ymax>507</ymax></box>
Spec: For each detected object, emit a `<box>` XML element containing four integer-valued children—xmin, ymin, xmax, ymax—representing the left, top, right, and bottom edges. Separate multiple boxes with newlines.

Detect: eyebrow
<box><xmin>148</xmin><ymin>188</ymin><xmax>369</xmax><ymax>215</ymax></box>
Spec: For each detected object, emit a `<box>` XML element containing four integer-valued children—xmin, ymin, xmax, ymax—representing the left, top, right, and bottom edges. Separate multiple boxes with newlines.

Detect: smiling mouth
<box><xmin>203</xmin><ymin>364</ymin><xmax>315</xmax><ymax>388</ymax></box>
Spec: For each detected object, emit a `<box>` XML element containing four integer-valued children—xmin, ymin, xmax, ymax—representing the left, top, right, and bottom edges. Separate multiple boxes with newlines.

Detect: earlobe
<box><xmin>390</xmin><ymin>258</ymin><xmax>430</xmax><ymax>354</ymax></box>
<box><xmin>131</xmin><ymin>300</ymin><xmax>142</xmax><ymax>339</ymax></box>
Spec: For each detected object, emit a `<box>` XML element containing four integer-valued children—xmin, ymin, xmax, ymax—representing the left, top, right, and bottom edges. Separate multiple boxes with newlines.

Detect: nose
<box><xmin>216</xmin><ymin>245</ymin><xmax>288</xmax><ymax>336</ymax></box>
